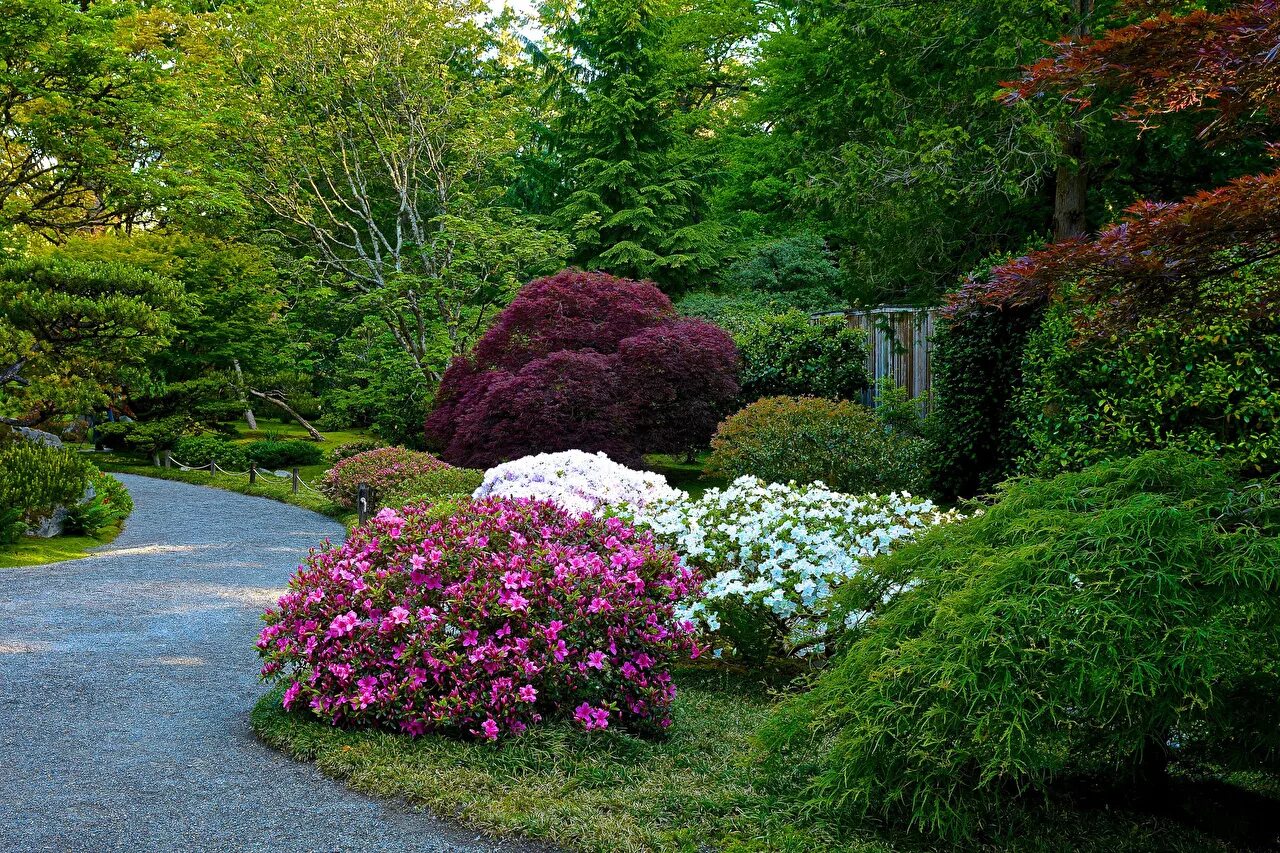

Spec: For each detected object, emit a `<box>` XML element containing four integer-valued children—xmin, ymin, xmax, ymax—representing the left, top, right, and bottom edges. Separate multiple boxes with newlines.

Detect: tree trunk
<box><xmin>1052</xmin><ymin>0</ymin><xmax>1093</xmax><ymax>242</ymax></box>
<box><xmin>1053</xmin><ymin>124</ymin><xmax>1088</xmax><ymax>241</ymax></box>
<box><xmin>232</xmin><ymin>359</ymin><xmax>258</xmax><ymax>431</ymax></box>
<box><xmin>247</xmin><ymin>389</ymin><xmax>324</xmax><ymax>441</ymax></box>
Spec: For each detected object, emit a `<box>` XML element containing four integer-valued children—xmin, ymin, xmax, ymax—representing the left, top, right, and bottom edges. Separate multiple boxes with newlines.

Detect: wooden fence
<box><xmin>817</xmin><ymin>306</ymin><xmax>942</xmax><ymax>411</ymax></box>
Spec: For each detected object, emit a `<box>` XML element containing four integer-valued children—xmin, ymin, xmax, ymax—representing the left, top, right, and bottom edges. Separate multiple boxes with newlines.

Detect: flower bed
<box><xmin>319</xmin><ymin>446</ymin><xmax>451</xmax><ymax>509</ymax></box>
<box><xmin>629</xmin><ymin>477</ymin><xmax>965</xmax><ymax>658</ymax></box>
<box><xmin>257</xmin><ymin>497</ymin><xmax>702</xmax><ymax>739</ymax></box>
<box><xmin>473</xmin><ymin>450</ymin><xmax>685</xmax><ymax>515</ymax></box>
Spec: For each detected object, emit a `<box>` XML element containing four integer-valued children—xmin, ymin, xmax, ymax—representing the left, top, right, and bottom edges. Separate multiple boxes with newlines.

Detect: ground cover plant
<box><xmin>630</xmin><ymin>477</ymin><xmax>964</xmax><ymax>660</ymax></box>
<box><xmin>708</xmin><ymin>396</ymin><xmax>928</xmax><ymax>494</ymax></box>
<box><xmin>245</xmin><ymin>439</ymin><xmax>324</xmax><ymax>469</ymax></box>
<box><xmin>473</xmin><ymin>450</ymin><xmax>685</xmax><ymax>516</ymax></box>
<box><xmin>425</xmin><ymin>271</ymin><xmax>741</xmax><ymax>468</ymax></box>
<box><xmin>319</xmin><ymin>446</ymin><xmax>451</xmax><ymax>509</ymax></box>
<box><xmin>257</xmin><ymin>498</ymin><xmax>702</xmax><ymax>739</ymax></box>
<box><xmin>759</xmin><ymin>451</ymin><xmax>1280</xmax><ymax>843</ymax></box>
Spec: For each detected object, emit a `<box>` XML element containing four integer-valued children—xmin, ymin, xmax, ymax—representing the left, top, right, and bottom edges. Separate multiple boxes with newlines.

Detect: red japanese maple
<box><xmin>951</xmin><ymin>0</ymin><xmax>1280</xmax><ymax>335</ymax></box>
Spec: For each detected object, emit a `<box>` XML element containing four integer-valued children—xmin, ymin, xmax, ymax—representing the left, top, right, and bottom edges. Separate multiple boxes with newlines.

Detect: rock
<box><xmin>17</xmin><ymin>427</ymin><xmax>62</xmax><ymax>449</ymax></box>
<box><xmin>30</xmin><ymin>505</ymin><xmax>69</xmax><ymax>538</ymax></box>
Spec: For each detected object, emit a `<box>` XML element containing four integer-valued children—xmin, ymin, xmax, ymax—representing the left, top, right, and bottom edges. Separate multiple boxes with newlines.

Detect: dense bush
<box><xmin>0</xmin><ymin>436</ymin><xmax>94</xmax><ymax>542</ymax></box>
<box><xmin>474</xmin><ymin>451</ymin><xmax>684</xmax><ymax>515</ymax></box>
<box><xmin>425</xmin><ymin>271</ymin><xmax>740</xmax><ymax>468</ymax></box>
<box><xmin>327</xmin><ymin>438</ymin><xmax>385</xmax><ymax>464</ymax></box>
<box><xmin>926</xmin><ymin>305</ymin><xmax>1042</xmax><ymax>500</ymax></box>
<box><xmin>257</xmin><ymin>498</ymin><xmax>703</xmax><ymax>739</ymax></box>
<box><xmin>65</xmin><ymin>469</ymin><xmax>133</xmax><ymax>537</ymax></box>
<box><xmin>380</xmin><ymin>467</ymin><xmax>485</xmax><ymax>508</ymax></box>
<box><xmin>245</xmin><ymin>439</ymin><xmax>324</xmax><ymax>469</ymax></box>
<box><xmin>735</xmin><ymin>310</ymin><xmax>869</xmax><ymax>402</ymax></box>
<box><xmin>708</xmin><ymin>396</ymin><xmax>928</xmax><ymax>494</ymax></box>
<box><xmin>319</xmin><ymin>446</ymin><xmax>451</xmax><ymax>509</ymax></box>
<box><xmin>630</xmin><ymin>477</ymin><xmax>964</xmax><ymax>660</ymax></box>
<box><xmin>676</xmin><ymin>289</ymin><xmax>791</xmax><ymax>338</ymax></box>
<box><xmin>171</xmin><ymin>435</ymin><xmax>250</xmax><ymax>471</ymax></box>
<box><xmin>724</xmin><ymin>233</ymin><xmax>843</xmax><ymax>311</ymax></box>
<box><xmin>759</xmin><ymin>452</ymin><xmax>1280</xmax><ymax>842</ymax></box>
<box><xmin>94</xmin><ymin>416</ymin><xmax>198</xmax><ymax>456</ymax></box>
<box><xmin>1016</xmin><ymin>293</ymin><xmax>1280</xmax><ymax>478</ymax></box>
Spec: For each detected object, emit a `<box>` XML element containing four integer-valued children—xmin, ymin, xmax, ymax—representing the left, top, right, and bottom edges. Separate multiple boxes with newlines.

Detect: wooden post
<box><xmin>357</xmin><ymin>483</ymin><xmax>370</xmax><ymax>525</ymax></box>
<box><xmin>291</xmin><ymin>468</ymin><xmax>300</xmax><ymax>495</ymax></box>
<box><xmin>163</xmin><ymin>450</ymin><xmax>172</xmax><ymax>469</ymax></box>
<box><xmin>249</xmin><ymin>464</ymin><xmax>257</xmax><ymax>485</ymax></box>
<box><xmin>209</xmin><ymin>460</ymin><xmax>217</xmax><ymax>475</ymax></box>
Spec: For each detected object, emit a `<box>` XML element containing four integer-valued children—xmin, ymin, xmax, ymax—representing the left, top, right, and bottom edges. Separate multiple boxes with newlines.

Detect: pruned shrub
<box><xmin>735</xmin><ymin>310</ymin><xmax>869</xmax><ymax>402</ymax></box>
<box><xmin>474</xmin><ymin>450</ymin><xmax>684</xmax><ymax>516</ymax></box>
<box><xmin>245</xmin><ymin>439</ymin><xmax>324</xmax><ymax>469</ymax></box>
<box><xmin>380</xmin><ymin>467</ymin><xmax>485</xmax><ymax>508</ymax></box>
<box><xmin>425</xmin><ymin>270</ymin><xmax>740</xmax><ymax>467</ymax></box>
<box><xmin>758</xmin><ymin>451</ymin><xmax>1280</xmax><ymax>842</ymax></box>
<box><xmin>171</xmin><ymin>435</ymin><xmax>250</xmax><ymax>471</ymax></box>
<box><xmin>630</xmin><ymin>477</ymin><xmax>964</xmax><ymax>660</ymax></box>
<box><xmin>257</xmin><ymin>498</ymin><xmax>703</xmax><ymax>739</ymax></box>
<box><xmin>0</xmin><ymin>436</ymin><xmax>92</xmax><ymax>541</ymax></box>
<box><xmin>708</xmin><ymin>396</ymin><xmax>928</xmax><ymax>494</ymax></box>
<box><xmin>319</xmin><ymin>446</ymin><xmax>451</xmax><ymax>509</ymax></box>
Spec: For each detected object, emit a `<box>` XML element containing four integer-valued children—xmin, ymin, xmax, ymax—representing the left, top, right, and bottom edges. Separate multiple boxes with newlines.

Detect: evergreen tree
<box><xmin>537</xmin><ymin>0</ymin><xmax>727</xmax><ymax>289</ymax></box>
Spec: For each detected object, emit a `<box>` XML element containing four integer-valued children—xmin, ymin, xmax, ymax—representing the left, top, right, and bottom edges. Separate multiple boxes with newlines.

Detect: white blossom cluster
<box><xmin>474</xmin><ymin>450</ymin><xmax>687</xmax><ymax>515</ymax></box>
<box><xmin>629</xmin><ymin>476</ymin><xmax>966</xmax><ymax>655</ymax></box>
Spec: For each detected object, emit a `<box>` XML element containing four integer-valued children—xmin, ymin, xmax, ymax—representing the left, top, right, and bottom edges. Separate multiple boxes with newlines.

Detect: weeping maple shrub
<box><xmin>757</xmin><ymin>451</ymin><xmax>1280</xmax><ymax>842</ymax></box>
<box><xmin>425</xmin><ymin>270</ymin><xmax>740</xmax><ymax>467</ymax></box>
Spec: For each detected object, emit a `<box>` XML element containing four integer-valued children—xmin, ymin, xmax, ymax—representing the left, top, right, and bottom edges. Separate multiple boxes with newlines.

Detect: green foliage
<box><xmin>380</xmin><ymin>467</ymin><xmax>484</xmax><ymax>508</ymax></box>
<box><xmin>327</xmin><ymin>439</ymin><xmax>386</xmax><ymax>464</ymax></box>
<box><xmin>171</xmin><ymin>435</ymin><xmax>250</xmax><ymax>471</ymax></box>
<box><xmin>96</xmin><ymin>416</ymin><xmax>199</xmax><ymax>456</ymax></box>
<box><xmin>735</xmin><ymin>311</ymin><xmax>869</xmax><ymax>402</ymax></box>
<box><xmin>708</xmin><ymin>396</ymin><xmax>927</xmax><ymax>493</ymax></box>
<box><xmin>536</xmin><ymin>0</ymin><xmax>730</xmax><ymax>289</ymax></box>
<box><xmin>0</xmin><ymin>436</ymin><xmax>93</xmax><ymax>540</ymax></box>
<box><xmin>0</xmin><ymin>255</ymin><xmax>185</xmax><ymax>425</ymax></box>
<box><xmin>675</xmin><ymin>289</ymin><xmax>792</xmax><ymax>338</ymax></box>
<box><xmin>1016</xmin><ymin>287</ymin><xmax>1280</xmax><ymax>478</ymax></box>
<box><xmin>64</xmin><ymin>469</ymin><xmax>133</xmax><ymax>538</ymax></box>
<box><xmin>926</xmin><ymin>305</ymin><xmax>1043</xmax><ymax>499</ymax></box>
<box><xmin>316</xmin><ymin>319</ymin><xmax>434</xmax><ymax>446</ymax></box>
<box><xmin>245</xmin><ymin>439</ymin><xmax>324</xmax><ymax>469</ymax></box>
<box><xmin>758</xmin><ymin>451</ymin><xmax>1280</xmax><ymax>842</ymax></box>
<box><xmin>725</xmin><ymin>233</ymin><xmax>843</xmax><ymax>310</ymax></box>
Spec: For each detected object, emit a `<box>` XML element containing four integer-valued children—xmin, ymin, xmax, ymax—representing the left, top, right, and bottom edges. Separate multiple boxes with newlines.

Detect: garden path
<box><xmin>0</xmin><ymin>474</ymin><xmax>540</xmax><ymax>853</ymax></box>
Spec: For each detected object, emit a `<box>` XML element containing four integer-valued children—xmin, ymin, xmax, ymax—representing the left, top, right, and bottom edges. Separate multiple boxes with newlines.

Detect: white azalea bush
<box><xmin>628</xmin><ymin>476</ymin><xmax>967</xmax><ymax>659</ymax></box>
<box><xmin>473</xmin><ymin>450</ymin><xmax>686</xmax><ymax>515</ymax></box>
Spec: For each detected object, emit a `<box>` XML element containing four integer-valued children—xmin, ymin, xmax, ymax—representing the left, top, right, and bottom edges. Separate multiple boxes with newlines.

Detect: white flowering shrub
<box><xmin>474</xmin><ymin>450</ymin><xmax>686</xmax><ymax>515</ymax></box>
<box><xmin>629</xmin><ymin>476</ymin><xmax>966</xmax><ymax>658</ymax></box>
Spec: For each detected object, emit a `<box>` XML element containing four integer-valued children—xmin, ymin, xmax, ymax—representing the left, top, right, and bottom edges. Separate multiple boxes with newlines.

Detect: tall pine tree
<box><xmin>535</xmin><ymin>0</ymin><xmax>726</xmax><ymax>290</ymax></box>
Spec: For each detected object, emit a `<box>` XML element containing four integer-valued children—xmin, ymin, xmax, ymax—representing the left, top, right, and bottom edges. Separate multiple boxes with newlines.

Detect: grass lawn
<box><xmin>93</xmin><ymin>417</ymin><xmax>378</xmax><ymax>526</ymax></box>
<box><xmin>644</xmin><ymin>453</ymin><xmax>725</xmax><ymax>499</ymax></box>
<box><xmin>0</xmin><ymin>533</ymin><xmax>111</xmax><ymax>569</ymax></box>
<box><xmin>251</xmin><ymin>666</ymin><xmax>1253</xmax><ymax>853</ymax></box>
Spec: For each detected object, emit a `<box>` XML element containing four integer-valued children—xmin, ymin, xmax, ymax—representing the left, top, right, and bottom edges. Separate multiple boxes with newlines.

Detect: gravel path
<box><xmin>0</xmin><ymin>474</ymin><xmax>540</xmax><ymax>853</ymax></box>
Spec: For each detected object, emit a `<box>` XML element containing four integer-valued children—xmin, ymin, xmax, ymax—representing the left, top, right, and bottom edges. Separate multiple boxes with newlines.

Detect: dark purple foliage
<box><xmin>426</xmin><ymin>271</ymin><xmax>741</xmax><ymax>468</ymax></box>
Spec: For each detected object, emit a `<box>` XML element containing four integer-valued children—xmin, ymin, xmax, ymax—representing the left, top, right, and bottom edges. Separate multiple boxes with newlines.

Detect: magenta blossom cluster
<box><xmin>319</xmin><ymin>446</ymin><xmax>451</xmax><ymax>509</ymax></box>
<box><xmin>257</xmin><ymin>497</ymin><xmax>704</xmax><ymax>740</ymax></box>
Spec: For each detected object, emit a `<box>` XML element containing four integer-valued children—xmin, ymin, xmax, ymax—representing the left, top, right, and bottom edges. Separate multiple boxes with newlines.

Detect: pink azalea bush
<box><xmin>257</xmin><ymin>497</ymin><xmax>703</xmax><ymax>740</ymax></box>
<box><xmin>320</xmin><ymin>446</ymin><xmax>451</xmax><ymax>509</ymax></box>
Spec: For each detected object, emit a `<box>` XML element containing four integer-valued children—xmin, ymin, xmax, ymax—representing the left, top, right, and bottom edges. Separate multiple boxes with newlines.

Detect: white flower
<box><xmin>628</xmin><ymin>476</ymin><xmax>966</xmax><ymax>655</ymax></box>
<box><xmin>474</xmin><ymin>450</ymin><xmax>686</xmax><ymax>514</ymax></box>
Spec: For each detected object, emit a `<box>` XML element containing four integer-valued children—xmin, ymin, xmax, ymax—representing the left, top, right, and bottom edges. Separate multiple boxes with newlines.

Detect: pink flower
<box><xmin>389</xmin><ymin>606</ymin><xmax>411</xmax><ymax>625</ymax></box>
<box><xmin>480</xmin><ymin>719</ymin><xmax>500</xmax><ymax>740</ymax></box>
<box><xmin>327</xmin><ymin>610</ymin><xmax>359</xmax><ymax>638</ymax></box>
<box><xmin>282</xmin><ymin>681</ymin><xmax>301</xmax><ymax>710</ymax></box>
<box><xmin>586</xmin><ymin>651</ymin><xmax>606</xmax><ymax>670</ymax></box>
<box><xmin>519</xmin><ymin>684</ymin><xmax>537</xmax><ymax>702</ymax></box>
